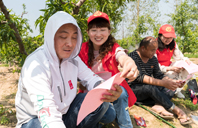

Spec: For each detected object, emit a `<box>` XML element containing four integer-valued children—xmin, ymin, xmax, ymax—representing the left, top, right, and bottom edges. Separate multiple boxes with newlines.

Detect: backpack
<box><xmin>187</xmin><ymin>79</ymin><xmax>198</xmax><ymax>105</ymax></box>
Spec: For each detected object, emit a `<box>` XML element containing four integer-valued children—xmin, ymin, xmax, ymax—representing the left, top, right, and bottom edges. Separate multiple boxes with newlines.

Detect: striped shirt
<box><xmin>127</xmin><ymin>50</ymin><xmax>164</xmax><ymax>86</ymax></box>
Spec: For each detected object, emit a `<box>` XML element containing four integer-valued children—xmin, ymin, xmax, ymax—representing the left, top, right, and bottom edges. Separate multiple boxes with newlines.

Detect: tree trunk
<box><xmin>72</xmin><ymin>0</ymin><xmax>86</xmax><ymax>14</ymax></box>
<box><xmin>135</xmin><ymin>0</ymin><xmax>140</xmax><ymax>44</ymax></box>
<box><xmin>136</xmin><ymin>0</ymin><xmax>140</xmax><ymax>25</ymax></box>
<box><xmin>181</xmin><ymin>19</ymin><xmax>186</xmax><ymax>54</ymax></box>
<box><xmin>0</xmin><ymin>0</ymin><xmax>27</xmax><ymax>55</ymax></box>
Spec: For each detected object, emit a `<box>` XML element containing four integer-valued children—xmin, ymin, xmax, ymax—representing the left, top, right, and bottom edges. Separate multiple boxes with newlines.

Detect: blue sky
<box><xmin>3</xmin><ymin>0</ymin><xmax>174</xmax><ymax>37</ymax></box>
<box><xmin>4</xmin><ymin>0</ymin><xmax>46</xmax><ymax>36</ymax></box>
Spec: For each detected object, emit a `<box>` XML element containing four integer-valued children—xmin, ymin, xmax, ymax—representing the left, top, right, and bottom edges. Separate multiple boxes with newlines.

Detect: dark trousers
<box><xmin>131</xmin><ymin>84</ymin><xmax>175</xmax><ymax>109</ymax></box>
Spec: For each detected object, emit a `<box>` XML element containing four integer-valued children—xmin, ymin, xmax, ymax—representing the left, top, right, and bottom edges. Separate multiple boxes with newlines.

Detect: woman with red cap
<box><xmin>78</xmin><ymin>11</ymin><xmax>139</xmax><ymax>128</ymax></box>
<box><xmin>155</xmin><ymin>24</ymin><xmax>192</xmax><ymax>99</ymax></box>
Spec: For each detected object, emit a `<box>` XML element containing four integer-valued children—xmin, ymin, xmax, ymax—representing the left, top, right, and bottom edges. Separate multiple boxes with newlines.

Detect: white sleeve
<box><xmin>22</xmin><ymin>60</ymin><xmax>66</xmax><ymax>128</ymax></box>
<box><xmin>173</xmin><ymin>43</ymin><xmax>188</xmax><ymax>61</ymax></box>
<box><xmin>115</xmin><ymin>47</ymin><xmax>128</xmax><ymax>62</ymax></box>
<box><xmin>76</xmin><ymin>56</ymin><xmax>103</xmax><ymax>91</ymax></box>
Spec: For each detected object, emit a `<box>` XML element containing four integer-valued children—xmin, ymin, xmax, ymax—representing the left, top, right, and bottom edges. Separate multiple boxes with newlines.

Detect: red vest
<box><xmin>79</xmin><ymin>42</ymin><xmax>137</xmax><ymax>107</ymax></box>
<box><xmin>156</xmin><ymin>42</ymin><xmax>176</xmax><ymax>66</ymax></box>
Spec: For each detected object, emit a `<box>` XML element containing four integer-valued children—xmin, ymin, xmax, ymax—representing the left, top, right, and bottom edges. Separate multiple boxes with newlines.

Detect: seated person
<box><xmin>15</xmin><ymin>11</ymin><xmax>122</xmax><ymax>128</ymax></box>
<box><xmin>78</xmin><ymin>11</ymin><xmax>138</xmax><ymax>128</ymax></box>
<box><xmin>127</xmin><ymin>36</ymin><xmax>191</xmax><ymax>125</ymax></box>
<box><xmin>155</xmin><ymin>24</ymin><xmax>194</xmax><ymax>99</ymax></box>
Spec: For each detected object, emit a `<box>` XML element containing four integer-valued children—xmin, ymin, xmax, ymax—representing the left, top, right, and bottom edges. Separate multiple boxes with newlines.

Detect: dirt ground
<box><xmin>0</xmin><ymin>58</ymin><xmax>198</xmax><ymax>128</ymax></box>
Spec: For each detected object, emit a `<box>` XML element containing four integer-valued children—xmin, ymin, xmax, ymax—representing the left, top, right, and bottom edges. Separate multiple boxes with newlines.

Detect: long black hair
<box><xmin>158</xmin><ymin>34</ymin><xmax>175</xmax><ymax>51</ymax></box>
<box><xmin>87</xmin><ymin>18</ymin><xmax>116</xmax><ymax>67</ymax></box>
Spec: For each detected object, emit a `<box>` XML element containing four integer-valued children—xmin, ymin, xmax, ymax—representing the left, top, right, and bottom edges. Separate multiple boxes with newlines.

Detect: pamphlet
<box><xmin>76</xmin><ymin>72</ymin><xmax>124</xmax><ymax>125</ymax></box>
<box><xmin>174</xmin><ymin>60</ymin><xmax>198</xmax><ymax>74</ymax></box>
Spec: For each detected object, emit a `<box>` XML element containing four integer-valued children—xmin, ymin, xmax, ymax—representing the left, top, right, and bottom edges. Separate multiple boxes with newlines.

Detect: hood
<box><xmin>44</xmin><ymin>11</ymin><xmax>82</xmax><ymax>64</ymax></box>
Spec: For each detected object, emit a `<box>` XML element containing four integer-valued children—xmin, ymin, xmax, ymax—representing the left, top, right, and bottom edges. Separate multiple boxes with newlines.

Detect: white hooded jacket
<box><xmin>15</xmin><ymin>11</ymin><xmax>103</xmax><ymax>128</ymax></box>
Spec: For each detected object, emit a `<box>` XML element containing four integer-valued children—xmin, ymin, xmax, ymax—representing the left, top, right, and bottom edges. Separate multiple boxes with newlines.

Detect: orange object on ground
<box><xmin>134</xmin><ymin>115</ymin><xmax>147</xmax><ymax>127</ymax></box>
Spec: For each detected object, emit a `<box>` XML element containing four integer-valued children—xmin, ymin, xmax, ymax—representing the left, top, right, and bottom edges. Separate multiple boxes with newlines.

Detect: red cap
<box><xmin>87</xmin><ymin>11</ymin><xmax>110</xmax><ymax>25</ymax></box>
<box><xmin>159</xmin><ymin>24</ymin><xmax>176</xmax><ymax>38</ymax></box>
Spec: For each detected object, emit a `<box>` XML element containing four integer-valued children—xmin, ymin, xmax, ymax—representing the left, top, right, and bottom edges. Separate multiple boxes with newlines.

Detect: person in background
<box><xmin>15</xmin><ymin>11</ymin><xmax>122</xmax><ymax>128</ymax></box>
<box><xmin>127</xmin><ymin>36</ymin><xmax>191</xmax><ymax>125</ymax></box>
<box><xmin>78</xmin><ymin>11</ymin><xmax>138</xmax><ymax>128</ymax></box>
<box><xmin>155</xmin><ymin>24</ymin><xmax>193</xmax><ymax>99</ymax></box>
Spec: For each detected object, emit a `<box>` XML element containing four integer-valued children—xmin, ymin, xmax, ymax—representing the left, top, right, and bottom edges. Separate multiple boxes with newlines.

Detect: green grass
<box><xmin>0</xmin><ymin>64</ymin><xmax>9</xmax><ymax>67</ymax></box>
<box><xmin>4</xmin><ymin>92</ymin><xmax>16</xmax><ymax>100</ymax></box>
<box><xmin>184</xmin><ymin>52</ymin><xmax>198</xmax><ymax>58</ymax></box>
<box><xmin>171</xmin><ymin>78</ymin><xmax>198</xmax><ymax>111</ymax></box>
<box><xmin>0</xmin><ymin>105</ymin><xmax>16</xmax><ymax>125</ymax></box>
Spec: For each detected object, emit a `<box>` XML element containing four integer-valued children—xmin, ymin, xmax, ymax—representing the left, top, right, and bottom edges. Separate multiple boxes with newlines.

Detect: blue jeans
<box><xmin>96</xmin><ymin>103</ymin><xmax>116</xmax><ymax>128</ymax></box>
<box><xmin>21</xmin><ymin>93</ymin><xmax>116</xmax><ymax>128</ymax></box>
<box><xmin>113</xmin><ymin>86</ymin><xmax>133</xmax><ymax>128</ymax></box>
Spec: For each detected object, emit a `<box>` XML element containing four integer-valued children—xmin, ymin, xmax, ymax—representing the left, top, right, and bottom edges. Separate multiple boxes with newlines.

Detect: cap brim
<box><xmin>88</xmin><ymin>17</ymin><xmax>110</xmax><ymax>24</ymax></box>
<box><xmin>163</xmin><ymin>33</ymin><xmax>176</xmax><ymax>38</ymax></box>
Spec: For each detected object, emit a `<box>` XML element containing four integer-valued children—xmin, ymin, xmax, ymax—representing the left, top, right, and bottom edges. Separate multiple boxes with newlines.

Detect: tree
<box><xmin>117</xmin><ymin>0</ymin><xmax>161</xmax><ymax>50</ymax></box>
<box><xmin>35</xmin><ymin>0</ymin><xmax>135</xmax><ymax>42</ymax></box>
<box><xmin>169</xmin><ymin>0</ymin><xmax>198</xmax><ymax>53</ymax></box>
<box><xmin>0</xmin><ymin>0</ymin><xmax>27</xmax><ymax>55</ymax></box>
<box><xmin>0</xmin><ymin>0</ymin><xmax>136</xmax><ymax>67</ymax></box>
<box><xmin>0</xmin><ymin>3</ymin><xmax>40</xmax><ymax>67</ymax></box>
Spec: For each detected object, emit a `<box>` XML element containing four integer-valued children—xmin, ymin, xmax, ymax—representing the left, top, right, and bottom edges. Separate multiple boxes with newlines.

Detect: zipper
<box><xmin>57</xmin><ymin>86</ymin><xmax>63</xmax><ymax>102</ymax></box>
<box><xmin>59</xmin><ymin>65</ymin><xmax>66</xmax><ymax>96</ymax></box>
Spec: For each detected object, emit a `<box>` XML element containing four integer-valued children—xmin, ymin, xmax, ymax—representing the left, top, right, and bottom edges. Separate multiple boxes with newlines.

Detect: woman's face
<box><xmin>160</xmin><ymin>35</ymin><xmax>174</xmax><ymax>45</ymax></box>
<box><xmin>87</xmin><ymin>26</ymin><xmax>110</xmax><ymax>50</ymax></box>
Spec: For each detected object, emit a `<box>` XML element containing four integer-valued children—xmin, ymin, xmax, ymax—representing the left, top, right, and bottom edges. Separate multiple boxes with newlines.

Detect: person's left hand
<box><xmin>168</xmin><ymin>66</ymin><xmax>183</xmax><ymax>73</ymax></box>
<box><xmin>101</xmin><ymin>84</ymin><xmax>122</xmax><ymax>102</ymax></box>
<box><xmin>119</xmin><ymin>55</ymin><xmax>139</xmax><ymax>82</ymax></box>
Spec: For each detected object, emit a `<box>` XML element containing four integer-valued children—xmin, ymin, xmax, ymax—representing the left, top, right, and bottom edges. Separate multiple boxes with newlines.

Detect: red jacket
<box><xmin>156</xmin><ymin>42</ymin><xmax>176</xmax><ymax>66</ymax></box>
<box><xmin>79</xmin><ymin>42</ymin><xmax>137</xmax><ymax>107</ymax></box>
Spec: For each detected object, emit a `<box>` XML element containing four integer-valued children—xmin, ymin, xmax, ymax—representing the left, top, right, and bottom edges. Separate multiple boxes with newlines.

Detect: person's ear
<box><xmin>108</xmin><ymin>29</ymin><xmax>111</xmax><ymax>36</ymax></box>
<box><xmin>142</xmin><ymin>46</ymin><xmax>146</xmax><ymax>51</ymax></box>
<box><xmin>87</xmin><ymin>30</ymin><xmax>90</xmax><ymax>36</ymax></box>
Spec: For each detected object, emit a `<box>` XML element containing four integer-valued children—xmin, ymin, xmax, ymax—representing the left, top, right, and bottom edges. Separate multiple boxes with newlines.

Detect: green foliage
<box><xmin>35</xmin><ymin>0</ymin><xmax>135</xmax><ymax>42</ymax></box>
<box><xmin>172</xmin><ymin>94</ymin><xmax>198</xmax><ymax>111</ymax></box>
<box><xmin>172</xmin><ymin>80</ymin><xmax>198</xmax><ymax>111</ymax></box>
<box><xmin>0</xmin><ymin>6</ymin><xmax>43</xmax><ymax>67</ymax></box>
<box><xmin>1</xmin><ymin>0</ymin><xmax>136</xmax><ymax>68</ymax></box>
<box><xmin>169</xmin><ymin>0</ymin><xmax>198</xmax><ymax>54</ymax></box>
<box><xmin>117</xmin><ymin>36</ymin><xmax>136</xmax><ymax>52</ymax></box>
<box><xmin>0</xmin><ymin>35</ymin><xmax>43</xmax><ymax>68</ymax></box>
<box><xmin>0</xmin><ymin>64</ymin><xmax>9</xmax><ymax>67</ymax></box>
<box><xmin>1</xmin><ymin>0</ymin><xmax>198</xmax><ymax>68</ymax></box>
<box><xmin>0</xmin><ymin>6</ymin><xmax>31</xmax><ymax>66</ymax></box>
<box><xmin>184</xmin><ymin>52</ymin><xmax>198</xmax><ymax>58</ymax></box>
<box><xmin>0</xmin><ymin>105</ymin><xmax>15</xmax><ymax>125</ymax></box>
<box><xmin>0</xmin><ymin>116</ymin><xmax>9</xmax><ymax>125</ymax></box>
<box><xmin>118</xmin><ymin>0</ymin><xmax>161</xmax><ymax>49</ymax></box>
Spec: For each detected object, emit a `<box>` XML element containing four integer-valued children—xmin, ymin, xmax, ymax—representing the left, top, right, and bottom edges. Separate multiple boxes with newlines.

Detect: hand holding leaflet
<box><xmin>174</xmin><ymin>60</ymin><xmax>198</xmax><ymax>74</ymax></box>
<box><xmin>77</xmin><ymin>72</ymin><xmax>124</xmax><ymax>125</ymax></box>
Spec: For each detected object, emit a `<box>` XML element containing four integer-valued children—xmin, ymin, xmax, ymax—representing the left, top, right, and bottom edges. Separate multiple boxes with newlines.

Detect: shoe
<box><xmin>175</xmin><ymin>91</ymin><xmax>185</xmax><ymax>99</ymax></box>
<box><xmin>150</xmin><ymin>108</ymin><xmax>174</xmax><ymax>120</ymax></box>
<box><xmin>178</xmin><ymin>116</ymin><xmax>192</xmax><ymax>125</ymax></box>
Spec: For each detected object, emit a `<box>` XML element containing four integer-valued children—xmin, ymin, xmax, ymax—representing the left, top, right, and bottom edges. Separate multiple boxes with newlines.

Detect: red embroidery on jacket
<box><xmin>68</xmin><ymin>80</ymin><xmax>74</xmax><ymax>90</ymax></box>
<box><xmin>108</xmin><ymin>65</ymin><xmax>113</xmax><ymax>70</ymax></box>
